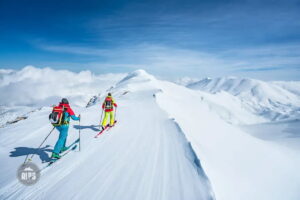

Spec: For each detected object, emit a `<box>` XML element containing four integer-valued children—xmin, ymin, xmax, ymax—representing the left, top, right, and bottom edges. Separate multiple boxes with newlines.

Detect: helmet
<box><xmin>108</xmin><ymin>93</ymin><xmax>112</xmax><ymax>96</ymax></box>
<box><xmin>61</xmin><ymin>98</ymin><xmax>69</xmax><ymax>104</ymax></box>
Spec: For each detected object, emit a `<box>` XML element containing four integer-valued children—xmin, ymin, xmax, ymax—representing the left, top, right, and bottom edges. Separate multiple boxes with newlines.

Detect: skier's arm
<box><xmin>70</xmin><ymin>115</ymin><xmax>80</xmax><ymax>121</ymax></box>
<box><xmin>67</xmin><ymin>107</ymin><xmax>80</xmax><ymax>121</ymax></box>
<box><xmin>112</xmin><ymin>98</ymin><xmax>117</xmax><ymax>107</ymax></box>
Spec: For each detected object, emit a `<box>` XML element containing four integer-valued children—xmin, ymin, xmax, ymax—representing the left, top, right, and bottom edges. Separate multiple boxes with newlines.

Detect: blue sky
<box><xmin>0</xmin><ymin>0</ymin><xmax>300</xmax><ymax>80</ymax></box>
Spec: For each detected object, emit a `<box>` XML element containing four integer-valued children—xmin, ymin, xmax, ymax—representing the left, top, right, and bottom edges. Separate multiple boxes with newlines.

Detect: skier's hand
<box><xmin>78</xmin><ymin>114</ymin><xmax>81</xmax><ymax>120</ymax></box>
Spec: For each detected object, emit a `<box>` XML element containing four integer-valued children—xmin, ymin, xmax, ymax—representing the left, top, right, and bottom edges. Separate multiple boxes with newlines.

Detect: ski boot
<box><xmin>100</xmin><ymin>125</ymin><xmax>105</xmax><ymax>131</ymax></box>
<box><xmin>109</xmin><ymin>121</ymin><xmax>117</xmax><ymax>127</ymax></box>
<box><xmin>51</xmin><ymin>152</ymin><xmax>61</xmax><ymax>159</ymax></box>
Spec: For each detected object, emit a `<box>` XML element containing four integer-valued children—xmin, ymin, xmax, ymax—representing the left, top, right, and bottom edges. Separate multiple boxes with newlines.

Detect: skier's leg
<box><xmin>101</xmin><ymin>112</ymin><xmax>109</xmax><ymax>127</ymax></box>
<box><xmin>110</xmin><ymin>111</ymin><xmax>115</xmax><ymax>126</ymax></box>
<box><xmin>63</xmin><ymin>137</ymin><xmax>67</xmax><ymax>148</ymax></box>
<box><xmin>53</xmin><ymin>126</ymin><xmax>69</xmax><ymax>154</ymax></box>
<box><xmin>60</xmin><ymin>132</ymin><xmax>68</xmax><ymax>152</ymax></box>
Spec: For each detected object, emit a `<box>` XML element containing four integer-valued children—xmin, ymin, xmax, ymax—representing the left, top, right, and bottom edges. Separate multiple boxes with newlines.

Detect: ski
<box><xmin>94</xmin><ymin>125</ymin><xmax>109</xmax><ymax>138</ymax></box>
<box><xmin>47</xmin><ymin>144</ymin><xmax>78</xmax><ymax>166</ymax></box>
<box><xmin>39</xmin><ymin>144</ymin><xmax>78</xmax><ymax>172</ymax></box>
<box><xmin>105</xmin><ymin>121</ymin><xmax>117</xmax><ymax>132</ymax></box>
<box><xmin>94</xmin><ymin>121</ymin><xmax>117</xmax><ymax>138</ymax></box>
<box><xmin>43</xmin><ymin>138</ymin><xmax>79</xmax><ymax>166</ymax></box>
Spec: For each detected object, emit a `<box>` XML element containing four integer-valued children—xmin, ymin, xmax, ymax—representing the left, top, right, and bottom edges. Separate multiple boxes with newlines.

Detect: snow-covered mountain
<box><xmin>175</xmin><ymin>76</ymin><xmax>201</xmax><ymax>86</ymax></box>
<box><xmin>272</xmin><ymin>81</ymin><xmax>300</xmax><ymax>96</ymax></box>
<box><xmin>187</xmin><ymin>77</ymin><xmax>300</xmax><ymax>123</ymax></box>
<box><xmin>0</xmin><ymin>68</ymin><xmax>300</xmax><ymax>200</ymax></box>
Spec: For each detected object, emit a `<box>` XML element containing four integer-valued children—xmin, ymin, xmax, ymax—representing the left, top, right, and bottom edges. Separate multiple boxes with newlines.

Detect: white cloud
<box><xmin>0</xmin><ymin>66</ymin><xmax>125</xmax><ymax>107</ymax></box>
<box><xmin>38</xmin><ymin>44</ymin><xmax>110</xmax><ymax>56</ymax></box>
<box><xmin>37</xmin><ymin>43</ymin><xmax>232</xmax><ymax>77</ymax></box>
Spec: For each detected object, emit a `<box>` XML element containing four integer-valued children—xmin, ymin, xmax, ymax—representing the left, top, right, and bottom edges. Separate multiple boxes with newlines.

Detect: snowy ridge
<box><xmin>0</xmin><ymin>70</ymin><xmax>215</xmax><ymax>200</ymax></box>
<box><xmin>85</xmin><ymin>70</ymin><xmax>157</xmax><ymax>108</ymax></box>
<box><xmin>155</xmin><ymin>80</ymin><xmax>300</xmax><ymax>200</ymax></box>
<box><xmin>0</xmin><ymin>69</ymin><xmax>300</xmax><ymax>200</ymax></box>
<box><xmin>187</xmin><ymin>77</ymin><xmax>300</xmax><ymax>122</ymax></box>
<box><xmin>171</xmin><ymin>119</ymin><xmax>215</xmax><ymax>199</ymax></box>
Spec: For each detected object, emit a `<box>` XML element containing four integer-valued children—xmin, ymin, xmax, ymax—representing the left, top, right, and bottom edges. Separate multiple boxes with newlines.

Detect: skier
<box><xmin>101</xmin><ymin>93</ymin><xmax>117</xmax><ymax>131</ymax></box>
<box><xmin>51</xmin><ymin>98</ymin><xmax>80</xmax><ymax>159</ymax></box>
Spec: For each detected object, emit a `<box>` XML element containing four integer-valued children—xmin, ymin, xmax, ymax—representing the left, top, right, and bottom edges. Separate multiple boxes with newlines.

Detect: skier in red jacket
<box><xmin>51</xmin><ymin>98</ymin><xmax>80</xmax><ymax>159</ymax></box>
<box><xmin>101</xmin><ymin>93</ymin><xmax>117</xmax><ymax>131</ymax></box>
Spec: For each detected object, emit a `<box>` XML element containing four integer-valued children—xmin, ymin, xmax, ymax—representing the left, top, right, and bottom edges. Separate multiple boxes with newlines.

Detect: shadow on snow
<box><xmin>9</xmin><ymin>145</ymin><xmax>52</xmax><ymax>162</ymax></box>
<box><xmin>73</xmin><ymin>124</ymin><xmax>100</xmax><ymax>132</ymax></box>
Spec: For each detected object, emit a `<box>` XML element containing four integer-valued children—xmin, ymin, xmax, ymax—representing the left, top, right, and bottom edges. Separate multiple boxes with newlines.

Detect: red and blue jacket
<box><xmin>59</xmin><ymin>103</ymin><xmax>80</xmax><ymax>125</ymax></box>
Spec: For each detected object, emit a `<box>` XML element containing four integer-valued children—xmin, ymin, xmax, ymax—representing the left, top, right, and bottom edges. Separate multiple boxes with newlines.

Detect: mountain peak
<box><xmin>131</xmin><ymin>69</ymin><xmax>149</xmax><ymax>76</ymax></box>
<box><xmin>117</xmin><ymin>69</ymin><xmax>155</xmax><ymax>85</ymax></box>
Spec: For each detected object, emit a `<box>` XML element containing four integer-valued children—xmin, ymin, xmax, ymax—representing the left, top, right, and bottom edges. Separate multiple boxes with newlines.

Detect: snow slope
<box><xmin>0</xmin><ymin>69</ymin><xmax>299</xmax><ymax>200</ymax></box>
<box><xmin>240</xmin><ymin>119</ymin><xmax>300</xmax><ymax>151</ymax></box>
<box><xmin>187</xmin><ymin>77</ymin><xmax>300</xmax><ymax>123</ymax></box>
<box><xmin>0</xmin><ymin>70</ymin><xmax>214</xmax><ymax>200</ymax></box>
<box><xmin>155</xmin><ymin>80</ymin><xmax>300</xmax><ymax>200</ymax></box>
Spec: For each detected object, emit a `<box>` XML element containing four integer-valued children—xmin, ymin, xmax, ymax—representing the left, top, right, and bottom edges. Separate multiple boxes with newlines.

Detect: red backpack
<box><xmin>49</xmin><ymin>106</ymin><xmax>65</xmax><ymax>126</ymax></box>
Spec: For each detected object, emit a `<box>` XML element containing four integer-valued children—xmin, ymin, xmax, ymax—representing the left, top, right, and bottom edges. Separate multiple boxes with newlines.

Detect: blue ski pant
<box><xmin>53</xmin><ymin>125</ymin><xmax>69</xmax><ymax>154</ymax></box>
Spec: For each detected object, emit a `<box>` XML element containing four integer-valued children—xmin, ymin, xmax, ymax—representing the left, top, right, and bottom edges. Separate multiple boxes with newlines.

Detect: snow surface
<box><xmin>240</xmin><ymin>119</ymin><xmax>300</xmax><ymax>150</ymax></box>
<box><xmin>0</xmin><ymin>68</ymin><xmax>300</xmax><ymax>200</ymax></box>
<box><xmin>0</xmin><ymin>70</ymin><xmax>214</xmax><ymax>200</ymax></box>
<box><xmin>155</xmin><ymin>80</ymin><xmax>300</xmax><ymax>200</ymax></box>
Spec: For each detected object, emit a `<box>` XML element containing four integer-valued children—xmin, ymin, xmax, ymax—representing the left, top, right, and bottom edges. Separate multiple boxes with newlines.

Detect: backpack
<box><xmin>104</xmin><ymin>98</ymin><xmax>113</xmax><ymax>110</ymax></box>
<box><xmin>49</xmin><ymin>106</ymin><xmax>65</xmax><ymax>126</ymax></box>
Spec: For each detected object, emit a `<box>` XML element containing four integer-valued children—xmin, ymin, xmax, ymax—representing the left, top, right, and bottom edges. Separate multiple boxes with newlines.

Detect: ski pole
<box><xmin>24</xmin><ymin>126</ymin><xmax>55</xmax><ymax>164</ymax></box>
<box><xmin>99</xmin><ymin>109</ymin><xmax>104</xmax><ymax>127</ymax></box>
<box><xmin>79</xmin><ymin>114</ymin><xmax>81</xmax><ymax>152</ymax></box>
<box><xmin>114</xmin><ymin>107</ymin><xmax>117</xmax><ymax>122</ymax></box>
